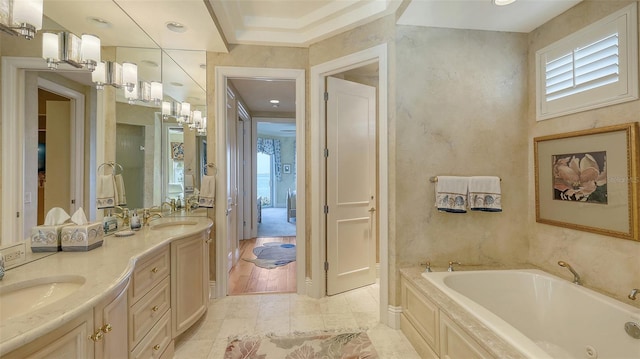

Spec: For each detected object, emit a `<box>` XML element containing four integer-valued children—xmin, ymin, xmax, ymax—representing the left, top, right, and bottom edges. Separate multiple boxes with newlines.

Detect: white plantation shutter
<box><xmin>536</xmin><ymin>3</ymin><xmax>637</xmax><ymax>120</ymax></box>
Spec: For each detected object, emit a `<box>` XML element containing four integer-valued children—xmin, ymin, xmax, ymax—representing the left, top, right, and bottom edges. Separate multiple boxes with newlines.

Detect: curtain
<box><xmin>257</xmin><ymin>137</ymin><xmax>282</xmax><ymax>181</ymax></box>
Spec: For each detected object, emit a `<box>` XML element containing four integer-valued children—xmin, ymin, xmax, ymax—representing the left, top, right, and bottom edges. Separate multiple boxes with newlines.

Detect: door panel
<box><xmin>226</xmin><ymin>91</ymin><xmax>239</xmax><ymax>273</ymax></box>
<box><xmin>44</xmin><ymin>101</ymin><xmax>71</xmax><ymax>214</ymax></box>
<box><xmin>326</xmin><ymin>76</ymin><xmax>377</xmax><ymax>295</ymax></box>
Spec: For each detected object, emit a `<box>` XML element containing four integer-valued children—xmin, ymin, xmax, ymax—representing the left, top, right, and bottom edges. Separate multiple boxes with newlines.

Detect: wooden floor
<box><xmin>228</xmin><ymin>237</ymin><xmax>297</xmax><ymax>295</ymax></box>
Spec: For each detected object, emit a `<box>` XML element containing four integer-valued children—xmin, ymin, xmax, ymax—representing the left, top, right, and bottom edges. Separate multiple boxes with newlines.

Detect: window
<box><xmin>536</xmin><ymin>3</ymin><xmax>638</xmax><ymax>121</ymax></box>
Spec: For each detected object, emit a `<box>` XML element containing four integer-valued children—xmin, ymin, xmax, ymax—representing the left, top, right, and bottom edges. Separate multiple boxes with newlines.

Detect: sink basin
<box><xmin>0</xmin><ymin>275</ymin><xmax>85</xmax><ymax>320</ymax></box>
<box><xmin>150</xmin><ymin>220</ymin><xmax>198</xmax><ymax>230</ymax></box>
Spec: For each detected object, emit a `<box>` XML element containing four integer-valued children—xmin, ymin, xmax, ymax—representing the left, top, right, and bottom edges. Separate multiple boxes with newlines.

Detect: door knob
<box><xmin>368</xmin><ymin>207</ymin><xmax>376</xmax><ymax>213</ymax></box>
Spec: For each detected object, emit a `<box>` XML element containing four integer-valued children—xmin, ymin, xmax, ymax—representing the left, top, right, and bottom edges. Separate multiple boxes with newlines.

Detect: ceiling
<box><xmin>39</xmin><ymin>0</ymin><xmax>583</xmax><ymax>116</ymax></box>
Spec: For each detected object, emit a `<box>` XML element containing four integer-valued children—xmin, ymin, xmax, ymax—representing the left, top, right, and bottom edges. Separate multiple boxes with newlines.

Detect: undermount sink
<box><xmin>150</xmin><ymin>220</ymin><xmax>198</xmax><ymax>230</ymax></box>
<box><xmin>0</xmin><ymin>275</ymin><xmax>86</xmax><ymax>321</ymax></box>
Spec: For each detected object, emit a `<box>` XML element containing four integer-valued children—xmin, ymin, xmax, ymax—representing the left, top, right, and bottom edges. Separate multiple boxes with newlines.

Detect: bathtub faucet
<box><xmin>447</xmin><ymin>261</ymin><xmax>461</xmax><ymax>272</ymax></box>
<box><xmin>557</xmin><ymin>261</ymin><xmax>582</xmax><ymax>285</ymax></box>
<box><xmin>629</xmin><ymin>289</ymin><xmax>638</xmax><ymax>300</ymax></box>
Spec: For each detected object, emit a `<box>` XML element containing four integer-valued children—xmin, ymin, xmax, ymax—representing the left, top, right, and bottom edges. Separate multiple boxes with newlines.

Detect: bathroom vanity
<box><xmin>0</xmin><ymin>217</ymin><xmax>212</xmax><ymax>359</ymax></box>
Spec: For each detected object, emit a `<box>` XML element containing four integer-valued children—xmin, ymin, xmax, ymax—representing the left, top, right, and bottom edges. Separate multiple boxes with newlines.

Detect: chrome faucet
<box><xmin>558</xmin><ymin>261</ymin><xmax>582</xmax><ymax>285</ymax></box>
<box><xmin>447</xmin><ymin>261</ymin><xmax>461</xmax><ymax>272</ymax></box>
<box><xmin>629</xmin><ymin>289</ymin><xmax>638</xmax><ymax>300</ymax></box>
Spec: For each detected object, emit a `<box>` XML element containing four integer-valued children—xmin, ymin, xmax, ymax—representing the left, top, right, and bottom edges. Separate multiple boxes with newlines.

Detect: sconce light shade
<box><xmin>12</xmin><ymin>0</ymin><xmax>43</xmax><ymax>29</ymax></box>
<box><xmin>124</xmin><ymin>81</ymin><xmax>138</xmax><ymax>104</ymax></box>
<box><xmin>151</xmin><ymin>81</ymin><xmax>163</xmax><ymax>103</ymax></box>
<box><xmin>162</xmin><ymin>101</ymin><xmax>172</xmax><ymax>118</ymax></box>
<box><xmin>180</xmin><ymin>102</ymin><xmax>191</xmax><ymax>117</ymax></box>
<box><xmin>192</xmin><ymin>110</ymin><xmax>202</xmax><ymax>128</ymax></box>
<box><xmin>80</xmin><ymin>34</ymin><xmax>100</xmax><ymax>70</ymax></box>
<box><xmin>122</xmin><ymin>62</ymin><xmax>137</xmax><ymax>91</ymax></box>
<box><xmin>42</xmin><ymin>32</ymin><xmax>60</xmax><ymax>68</ymax></box>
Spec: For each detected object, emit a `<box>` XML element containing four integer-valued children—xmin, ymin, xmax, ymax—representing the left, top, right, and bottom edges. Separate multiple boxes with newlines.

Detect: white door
<box><xmin>326</xmin><ymin>76</ymin><xmax>377</xmax><ymax>295</ymax></box>
<box><xmin>226</xmin><ymin>91</ymin><xmax>239</xmax><ymax>273</ymax></box>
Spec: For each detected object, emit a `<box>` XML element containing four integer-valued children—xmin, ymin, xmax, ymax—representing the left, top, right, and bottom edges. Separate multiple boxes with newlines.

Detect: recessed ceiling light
<box><xmin>170</xmin><ymin>82</ymin><xmax>183</xmax><ymax>87</ymax></box>
<box><xmin>269</xmin><ymin>99</ymin><xmax>280</xmax><ymax>104</ymax></box>
<box><xmin>493</xmin><ymin>0</ymin><xmax>516</xmax><ymax>5</ymax></box>
<box><xmin>166</xmin><ymin>22</ymin><xmax>187</xmax><ymax>33</ymax></box>
<box><xmin>87</xmin><ymin>17</ymin><xmax>111</xmax><ymax>28</ymax></box>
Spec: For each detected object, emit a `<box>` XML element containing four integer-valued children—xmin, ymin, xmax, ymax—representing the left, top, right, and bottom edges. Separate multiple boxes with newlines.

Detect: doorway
<box><xmin>215</xmin><ymin>67</ymin><xmax>306</xmax><ymax>298</ymax></box>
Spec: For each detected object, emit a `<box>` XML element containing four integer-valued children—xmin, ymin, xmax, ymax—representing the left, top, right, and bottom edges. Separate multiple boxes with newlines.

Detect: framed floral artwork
<box><xmin>534</xmin><ymin>123</ymin><xmax>639</xmax><ymax>241</ymax></box>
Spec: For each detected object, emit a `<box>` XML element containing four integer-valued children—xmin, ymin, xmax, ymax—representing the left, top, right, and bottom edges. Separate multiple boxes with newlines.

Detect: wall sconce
<box><xmin>0</xmin><ymin>0</ymin><xmax>43</xmax><ymax>40</ymax></box>
<box><xmin>177</xmin><ymin>101</ymin><xmax>191</xmax><ymax>124</ymax></box>
<box><xmin>122</xmin><ymin>62</ymin><xmax>138</xmax><ymax>92</ymax></box>
<box><xmin>92</xmin><ymin>61</ymin><xmax>123</xmax><ymax>90</ymax></box>
<box><xmin>197</xmin><ymin>116</ymin><xmax>207</xmax><ymax>135</ymax></box>
<box><xmin>124</xmin><ymin>82</ymin><xmax>138</xmax><ymax>104</ymax></box>
<box><xmin>162</xmin><ymin>101</ymin><xmax>173</xmax><ymax>120</ymax></box>
<box><xmin>42</xmin><ymin>32</ymin><xmax>101</xmax><ymax>71</ymax></box>
<box><xmin>150</xmin><ymin>81</ymin><xmax>163</xmax><ymax>104</ymax></box>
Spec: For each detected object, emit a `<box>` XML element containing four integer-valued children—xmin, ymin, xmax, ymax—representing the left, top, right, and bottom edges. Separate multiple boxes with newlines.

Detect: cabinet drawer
<box><xmin>130</xmin><ymin>310</ymin><xmax>172</xmax><ymax>359</ymax></box>
<box><xmin>130</xmin><ymin>246</ymin><xmax>170</xmax><ymax>304</ymax></box>
<box><xmin>129</xmin><ymin>276</ymin><xmax>171</xmax><ymax>348</ymax></box>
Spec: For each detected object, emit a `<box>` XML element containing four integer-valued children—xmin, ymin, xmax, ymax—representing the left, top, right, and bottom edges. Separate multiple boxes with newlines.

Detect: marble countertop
<box><xmin>0</xmin><ymin>217</ymin><xmax>213</xmax><ymax>356</ymax></box>
<box><xmin>400</xmin><ymin>265</ymin><xmax>533</xmax><ymax>359</ymax></box>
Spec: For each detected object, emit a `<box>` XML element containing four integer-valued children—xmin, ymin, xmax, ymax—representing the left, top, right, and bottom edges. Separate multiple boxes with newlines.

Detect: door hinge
<box><xmin>324</xmin><ymin>148</ymin><xmax>329</xmax><ymax>158</ymax></box>
<box><xmin>16</xmin><ymin>211</ymin><xmax>20</xmax><ymax>218</ymax></box>
<box><xmin>324</xmin><ymin>261</ymin><xmax>329</xmax><ymax>271</ymax></box>
<box><xmin>71</xmin><ymin>199</ymin><xmax>75</xmax><ymax>204</ymax></box>
<box><xmin>324</xmin><ymin>92</ymin><xmax>328</xmax><ymax>102</ymax></box>
<box><xmin>324</xmin><ymin>205</ymin><xmax>329</xmax><ymax>214</ymax></box>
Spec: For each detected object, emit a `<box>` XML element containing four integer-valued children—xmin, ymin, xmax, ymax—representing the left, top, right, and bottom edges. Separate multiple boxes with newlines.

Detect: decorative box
<box><xmin>31</xmin><ymin>224</ymin><xmax>72</xmax><ymax>252</ymax></box>
<box><xmin>61</xmin><ymin>222</ymin><xmax>104</xmax><ymax>252</ymax></box>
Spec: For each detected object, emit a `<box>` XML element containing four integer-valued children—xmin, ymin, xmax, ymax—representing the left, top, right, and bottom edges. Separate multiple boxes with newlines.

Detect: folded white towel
<box><xmin>114</xmin><ymin>174</ymin><xmax>127</xmax><ymax>206</ymax></box>
<box><xmin>97</xmin><ymin>175</ymin><xmax>116</xmax><ymax>209</ymax></box>
<box><xmin>435</xmin><ymin>176</ymin><xmax>468</xmax><ymax>213</ymax></box>
<box><xmin>198</xmin><ymin>175</ymin><xmax>216</xmax><ymax>208</ymax></box>
<box><xmin>469</xmin><ymin>176</ymin><xmax>502</xmax><ymax>212</ymax></box>
<box><xmin>184</xmin><ymin>174</ymin><xmax>194</xmax><ymax>194</ymax></box>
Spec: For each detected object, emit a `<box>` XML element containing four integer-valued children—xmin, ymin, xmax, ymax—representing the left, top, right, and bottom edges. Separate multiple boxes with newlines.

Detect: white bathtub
<box><xmin>422</xmin><ymin>269</ymin><xmax>640</xmax><ymax>359</ymax></box>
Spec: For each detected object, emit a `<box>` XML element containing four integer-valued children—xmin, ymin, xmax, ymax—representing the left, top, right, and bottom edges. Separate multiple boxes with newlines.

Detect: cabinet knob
<box><xmin>101</xmin><ymin>324</ymin><xmax>112</xmax><ymax>333</ymax></box>
<box><xmin>151</xmin><ymin>267</ymin><xmax>159</xmax><ymax>273</ymax></box>
<box><xmin>153</xmin><ymin>344</ymin><xmax>161</xmax><ymax>351</ymax></box>
<box><xmin>89</xmin><ymin>330</ymin><xmax>104</xmax><ymax>342</ymax></box>
<box><xmin>152</xmin><ymin>305</ymin><xmax>159</xmax><ymax>312</ymax></box>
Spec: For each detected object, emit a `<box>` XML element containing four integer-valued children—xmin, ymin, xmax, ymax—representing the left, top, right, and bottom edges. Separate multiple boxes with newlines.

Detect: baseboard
<box><xmin>305</xmin><ymin>277</ymin><xmax>313</xmax><ymax>297</ymax></box>
<box><xmin>209</xmin><ymin>280</ymin><xmax>216</xmax><ymax>300</ymax></box>
<box><xmin>387</xmin><ymin>305</ymin><xmax>402</xmax><ymax>329</ymax></box>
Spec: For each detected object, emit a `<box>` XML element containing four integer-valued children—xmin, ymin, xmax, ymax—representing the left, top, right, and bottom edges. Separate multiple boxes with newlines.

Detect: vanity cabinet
<box><xmin>400</xmin><ymin>277</ymin><xmax>493</xmax><ymax>359</ymax></box>
<box><xmin>129</xmin><ymin>245</ymin><xmax>173</xmax><ymax>359</ymax></box>
<box><xmin>171</xmin><ymin>231</ymin><xmax>209</xmax><ymax>337</ymax></box>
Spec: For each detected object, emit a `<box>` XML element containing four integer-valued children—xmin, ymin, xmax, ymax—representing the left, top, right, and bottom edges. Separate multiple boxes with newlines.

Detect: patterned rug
<box><xmin>224</xmin><ymin>331</ymin><xmax>379</xmax><ymax>358</ymax></box>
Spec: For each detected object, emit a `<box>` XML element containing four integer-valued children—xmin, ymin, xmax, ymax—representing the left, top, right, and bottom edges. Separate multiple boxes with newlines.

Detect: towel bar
<box><xmin>429</xmin><ymin>176</ymin><xmax>501</xmax><ymax>183</ymax></box>
<box><xmin>97</xmin><ymin>161</ymin><xmax>123</xmax><ymax>175</ymax></box>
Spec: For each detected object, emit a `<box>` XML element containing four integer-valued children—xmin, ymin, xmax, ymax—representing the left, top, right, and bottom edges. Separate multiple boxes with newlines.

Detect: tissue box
<box><xmin>31</xmin><ymin>224</ymin><xmax>72</xmax><ymax>252</ymax></box>
<box><xmin>61</xmin><ymin>222</ymin><xmax>104</xmax><ymax>252</ymax></box>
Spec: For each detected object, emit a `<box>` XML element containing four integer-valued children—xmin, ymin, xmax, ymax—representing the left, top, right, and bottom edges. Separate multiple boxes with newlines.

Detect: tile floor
<box><xmin>174</xmin><ymin>282</ymin><xmax>421</xmax><ymax>358</ymax></box>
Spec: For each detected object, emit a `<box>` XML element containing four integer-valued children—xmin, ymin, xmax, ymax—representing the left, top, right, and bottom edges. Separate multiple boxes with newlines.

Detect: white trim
<box><xmin>37</xmin><ymin>77</ymin><xmax>85</xmax><ymax>215</ymax></box>
<box><xmin>2</xmin><ymin>57</ymin><xmax>91</xmax><ymax>245</ymax></box>
<box><xmin>387</xmin><ymin>305</ymin><xmax>403</xmax><ymax>330</ymax></box>
<box><xmin>209</xmin><ymin>281</ymin><xmax>216</xmax><ymax>300</ymax></box>
<box><xmin>305</xmin><ymin>277</ymin><xmax>314</xmax><ymax>296</ymax></box>
<box><xmin>310</xmin><ymin>44</ymin><xmax>389</xmax><ymax>325</ymax></box>
<box><xmin>215</xmin><ymin>66</ymin><xmax>306</xmax><ymax>298</ymax></box>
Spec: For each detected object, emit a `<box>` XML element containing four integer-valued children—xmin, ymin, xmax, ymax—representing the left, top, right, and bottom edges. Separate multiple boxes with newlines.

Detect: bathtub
<box><xmin>421</xmin><ymin>269</ymin><xmax>640</xmax><ymax>359</ymax></box>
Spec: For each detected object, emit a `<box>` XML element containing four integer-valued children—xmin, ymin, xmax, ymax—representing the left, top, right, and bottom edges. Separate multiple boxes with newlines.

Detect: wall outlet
<box><xmin>0</xmin><ymin>243</ymin><xmax>27</xmax><ymax>268</ymax></box>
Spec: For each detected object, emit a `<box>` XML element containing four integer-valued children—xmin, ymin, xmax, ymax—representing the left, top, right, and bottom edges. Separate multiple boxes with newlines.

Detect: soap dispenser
<box><xmin>130</xmin><ymin>210</ymin><xmax>141</xmax><ymax>231</ymax></box>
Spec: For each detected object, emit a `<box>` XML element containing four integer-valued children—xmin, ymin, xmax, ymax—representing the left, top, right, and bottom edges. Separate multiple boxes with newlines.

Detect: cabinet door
<box><xmin>94</xmin><ymin>278</ymin><xmax>130</xmax><ymax>359</ymax></box>
<box><xmin>171</xmin><ymin>233</ymin><xmax>208</xmax><ymax>337</ymax></box>
<box><xmin>3</xmin><ymin>312</ymin><xmax>94</xmax><ymax>359</ymax></box>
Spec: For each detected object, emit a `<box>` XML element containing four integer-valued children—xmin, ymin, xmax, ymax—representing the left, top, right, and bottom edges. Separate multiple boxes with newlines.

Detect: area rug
<box><xmin>224</xmin><ymin>331</ymin><xmax>379</xmax><ymax>359</ymax></box>
<box><xmin>243</xmin><ymin>242</ymin><xmax>296</xmax><ymax>269</ymax></box>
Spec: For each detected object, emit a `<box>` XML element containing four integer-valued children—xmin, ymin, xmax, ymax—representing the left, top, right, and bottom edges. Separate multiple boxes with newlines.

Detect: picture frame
<box><xmin>534</xmin><ymin>123</ymin><xmax>639</xmax><ymax>241</ymax></box>
<box><xmin>171</xmin><ymin>142</ymin><xmax>184</xmax><ymax>160</ymax></box>
<box><xmin>283</xmin><ymin>164</ymin><xmax>291</xmax><ymax>174</ymax></box>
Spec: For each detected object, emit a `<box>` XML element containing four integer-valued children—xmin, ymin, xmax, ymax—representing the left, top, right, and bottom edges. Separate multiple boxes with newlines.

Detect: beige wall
<box><xmin>394</xmin><ymin>26</ymin><xmax>529</xmax><ymax>305</ymax></box>
<box><xmin>527</xmin><ymin>0</ymin><xmax>640</xmax><ymax>306</ymax></box>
